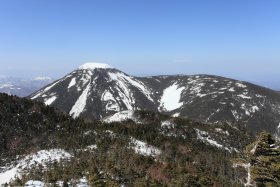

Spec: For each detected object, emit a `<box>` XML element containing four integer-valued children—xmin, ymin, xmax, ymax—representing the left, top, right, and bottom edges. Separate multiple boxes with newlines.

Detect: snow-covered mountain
<box><xmin>0</xmin><ymin>77</ymin><xmax>53</xmax><ymax>97</ymax></box>
<box><xmin>29</xmin><ymin>62</ymin><xmax>280</xmax><ymax>137</ymax></box>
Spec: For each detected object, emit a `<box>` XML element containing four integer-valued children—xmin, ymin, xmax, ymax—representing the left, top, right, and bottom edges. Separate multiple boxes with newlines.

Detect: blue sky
<box><xmin>0</xmin><ymin>0</ymin><xmax>279</xmax><ymax>84</ymax></box>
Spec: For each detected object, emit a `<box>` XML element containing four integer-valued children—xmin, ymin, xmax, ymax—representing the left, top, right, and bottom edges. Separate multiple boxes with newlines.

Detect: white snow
<box><xmin>236</xmin><ymin>82</ymin><xmax>247</xmax><ymax>88</ymax></box>
<box><xmin>196</xmin><ymin>129</ymin><xmax>223</xmax><ymax>148</ymax></box>
<box><xmin>228</xmin><ymin>87</ymin><xmax>235</xmax><ymax>92</ymax></box>
<box><xmin>103</xmin><ymin>110</ymin><xmax>138</xmax><ymax>123</ymax></box>
<box><xmin>101</xmin><ymin>91</ymin><xmax>120</xmax><ymax>112</ymax></box>
<box><xmin>237</xmin><ymin>94</ymin><xmax>251</xmax><ymax>99</ymax></box>
<box><xmin>68</xmin><ymin>78</ymin><xmax>76</xmax><ymax>89</ymax></box>
<box><xmin>44</xmin><ymin>96</ymin><xmax>57</xmax><ymax>105</ymax></box>
<box><xmin>108</xmin><ymin>73</ymin><xmax>135</xmax><ymax>110</ymax></box>
<box><xmin>76</xmin><ymin>177</ymin><xmax>89</xmax><ymax>187</ymax></box>
<box><xmin>130</xmin><ymin>137</ymin><xmax>161</xmax><ymax>157</ymax></box>
<box><xmin>250</xmin><ymin>106</ymin><xmax>259</xmax><ymax>113</ymax></box>
<box><xmin>118</xmin><ymin>73</ymin><xmax>154</xmax><ymax>102</ymax></box>
<box><xmin>31</xmin><ymin>80</ymin><xmax>61</xmax><ymax>100</ymax></box>
<box><xmin>69</xmin><ymin>81</ymin><xmax>91</xmax><ymax>118</ymax></box>
<box><xmin>161</xmin><ymin>120</ymin><xmax>175</xmax><ymax>129</ymax></box>
<box><xmin>172</xmin><ymin>113</ymin><xmax>180</xmax><ymax>117</ymax></box>
<box><xmin>195</xmin><ymin>129</ymin><xmax>235</xmax><ymax>152</ymax></box>
<box><xmin>231</xmin><ymin>110</ymin><xmax>241</xmax><ymax>120</ymax></box>
<box><xmin>25</xmin><ymin>180</ymin><xmax>44</xmax><ymax>187</ymax></box>
<box><xmin>160</xmin><ymin>83</ymin><xmax>184</xmax><ymax>111</ymax></box>
<box><xmin>42</xmin><ymin>81</ymin><xmax>60</xmax><ymax>92</ymax></box>
<box><xmin>0</xmin><ymin>149</ymin><xmax>72</xmax><ymax>185</ymax></box>
<box><xmin>25</xmin><ymin>177</ymin><xmax>89</xmax><ymax>187</ymax></box>
<box><xmin>215</xmin><ymin>128</ymin><xmax>229</xmax><ymax>136</ymax></box>
<box><xmin>108</xmin><ymin>72</ymin><xmax>154</xmax><ymax>108</ymax></box>
<box><xmin>78</xmin><ymin>62</ymin><xmax>112</xmax><ymax>70</ymax></box>
<box><xmin>86</xmin><ymin>145</ymin><xmax>97</xmax><ymax>150</ymax></box>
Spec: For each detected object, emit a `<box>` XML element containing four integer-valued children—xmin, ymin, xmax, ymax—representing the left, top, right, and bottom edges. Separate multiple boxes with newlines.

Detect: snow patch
<box><xmin>76</xmin><ymin>177</ymin><xmax>89</xmax><ymax>187</ymax></box>
<box><xmin>69</xmin><ymin>81</ymin><xmax>91</xmax><ymax>118</ymax></box>
<box><xmin>101</xmin><ymin>91</ymin><xmax>120</xmax><ymax>112</ymax></box>
<box><xmin>229</xmin><ymin>87</ymin><xmax>235</xmax><ymax>92</ymax></box>
<box><xmin>108</xmin><ymin>72</ymin><xmax>154</xmax><ymax>104</ymax></box>
<box><xmin>161</xmin><ymin>120</ymin><xmax>175</xmax><ymax>129</ymax></box>
<box><xmin>103</xmin><ymin>110</ymin><xmax>138</xmax><ymax>123</ymax></box>
<box><xmin>195</xmin><ymin>129</ymin><xmax>235</xmax><ymax>152</ymax></box>
<box><xmin>31</xmin><ymin>80</ymin><xmax>60</xmax><ymax>100</ymax></box>
<box><xmin>68</xmin><ymin>78</ymin><xmax>76</xmax><ymax>89</ymax></box>
<box><xmin>237</xmin><ymin>94</ymin><xmax>251</xmax><ymax>99</ymax></box>
<box><xmin>196</xmin><ymin>129</ymin><xmax>223</xmax><ymax>148</ymax></box>
<box><xmin>172</xmin><ymin>113</ymin><xmax>180</xmax><ymax>117</ymax></box>
<box><xmin>215</xmin><ymin>128</ymin><xmax>229</xmax><ymax>136</ymax></box>
<box><xmin>236</xmin><ymin>82</ymin><xmax>247</xmax><ymax>88</ymax></box>
<box><xmin>78</xmin><ymin>62</ymin><xmax>112</xmax><ymax>70</ymax></box>
<box><xmin>130</xmin><ymin>137</ymin><xmax>161</xmax><ymax>157</ymax></box>
<box><xmin>25</xmin><ymin>180</ymin><xmax>44</xmax><ymax>187</ymax></box>
<box><xmin>44</xmin><ymin>96</ymin><xmax>57</xmax><ymax>105</ymax></box>
<box><xmin>160</xmin><ymin>83</ymin><xmax>184</xmax><ymax>111</ymax></box>
<box><xmin>0</xmin><ymin>149</ymin><xmax>72</xmax><ymax>185</ymax></box>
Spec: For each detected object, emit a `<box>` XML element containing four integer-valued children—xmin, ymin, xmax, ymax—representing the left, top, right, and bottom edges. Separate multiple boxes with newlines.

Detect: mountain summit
<box><xmin>29</xmin><ymin>63</ymin><xmax>280</xmax><ymax>137</ymax></box>
<box><xmin>78</xmin><ymin>62</ymin><xmax>113</xmax><ymax>70</ymax></box>
<box><xmin>30</xmin><ymin>63</ymin><xmax>157</xmax><ymax>119</ymax></box>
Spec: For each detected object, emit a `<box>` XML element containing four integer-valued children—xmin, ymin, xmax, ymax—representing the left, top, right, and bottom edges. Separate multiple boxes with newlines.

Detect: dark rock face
<box><xmin>29</xmin><ymin>63</ymin><xmax>280</xmax><ymax>137</ymax></box>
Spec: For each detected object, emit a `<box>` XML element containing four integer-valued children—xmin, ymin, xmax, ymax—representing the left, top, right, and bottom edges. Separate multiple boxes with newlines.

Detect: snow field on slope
<box><xmin>69</xmin><ymin>81</ymin><xmax>91</xmax><ymax>118</ymax></box>
<box><xmin>107</xmin><ymin>72</ymin><xmax>154</xmax><ymax>110</ymax></box>
<box><xmin>31</xmin><ymin>80</ymin><xmax>61</xmax><ymax>100</ymax></box>
<box><xmin>160</xmin><ymin>83</ymin><xmax>184</xmax><ymax>111</ymax></box>
<box><xmin>44</xmin><ymin>95</ymin><xmax>57</xmax><ymax>105</ymax></box>
<box><xmin>68</xmin><ymin>78</ymin><xmax>76</xmax><ymax>89</ymax></box>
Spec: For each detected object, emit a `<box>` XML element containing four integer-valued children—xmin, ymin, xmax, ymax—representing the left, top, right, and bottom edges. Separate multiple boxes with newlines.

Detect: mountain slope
<box><xmin>0</xmin><ymin>93</ymin><xmax>254</xmax><ymax>186</ymax></box>
<box><xmin>29</xmin><ymin>63</ymin><xmax>280</xmax><ymax>137</ymax></box>
<box><xmin>141</xmin><ymin>75</ymin><xmax>280</xmax><ymax>136</ymax></box>
<box><xmin>30</xmin><ymin>63</ymin><xmax>157</xmax><ymax>119</ymax></box>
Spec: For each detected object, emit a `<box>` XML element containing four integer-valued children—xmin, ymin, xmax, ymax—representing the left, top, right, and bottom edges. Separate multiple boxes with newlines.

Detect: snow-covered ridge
<box><xmin>78</xmin><ymin>62</ymin><xmax>113</xmax><ymax>70</ymax></box>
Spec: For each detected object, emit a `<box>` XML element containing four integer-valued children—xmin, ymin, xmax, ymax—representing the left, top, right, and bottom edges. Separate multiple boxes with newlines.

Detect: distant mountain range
<box><xmin>29</xmin><ymin>63</ymin><xmax>280</xmax><ymax>138</ymax></box>
<box><xmin>0</xmin><ymin>76</ymin><xmax>53</xmax><ymax>97</ymax></box>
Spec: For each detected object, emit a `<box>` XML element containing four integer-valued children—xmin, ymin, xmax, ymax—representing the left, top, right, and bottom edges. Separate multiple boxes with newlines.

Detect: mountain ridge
<box><xmin>29</xmin><ymin>63</ymin><xmax>280</xmax><ymax>138</ymax></box>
